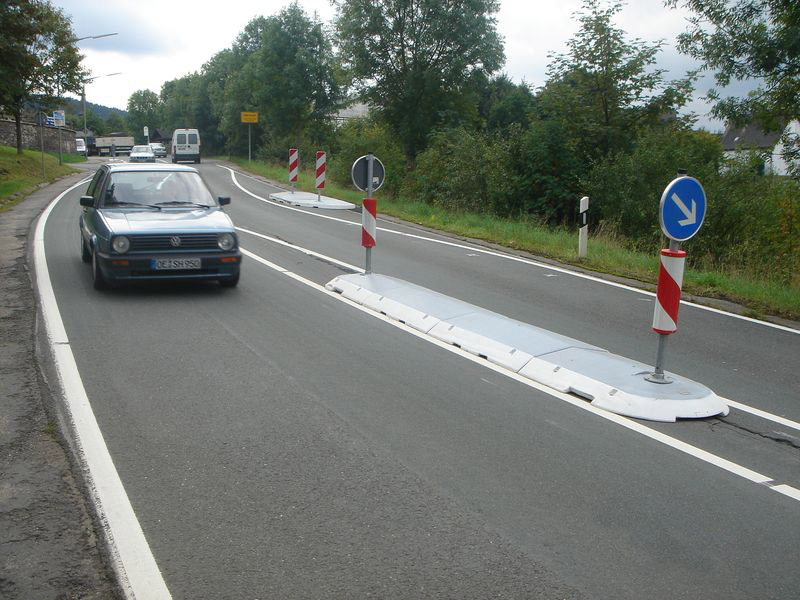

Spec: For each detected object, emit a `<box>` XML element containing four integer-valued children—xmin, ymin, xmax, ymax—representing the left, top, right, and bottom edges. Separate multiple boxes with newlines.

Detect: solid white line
<box><xmin>724</xmin><ymin>398</ymin><xmax>800</xmax><ymax>432</ymax></box>
<box><xmin>238</xmin><ymin>245</ymin><xmax>798</xmax><ymax>502</ymax></box>
<box><xmin>35</xmin><ymin>179</ymin><xmax>172</xmax><ymax>599</ymax></box>
<box><xmin>219</xmin><ymin>165</ymin><xmax>798</xmax><ymax>336</ymax></box>
<box><xmin>236</xmin><ymin>226</ymin><xmax>363</xmax><ymax>273</ymax></box>
<box><xmin>772</xmin><ymin>484</ymin><xmax>800</xmax><ymax>502</ymax></box>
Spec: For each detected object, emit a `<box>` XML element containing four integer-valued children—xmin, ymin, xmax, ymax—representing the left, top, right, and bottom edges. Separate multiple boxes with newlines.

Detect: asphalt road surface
<box><xmin>40</xmin><ymin>159</ymin><xmax>799</xmax><ymax>599</ymax></box>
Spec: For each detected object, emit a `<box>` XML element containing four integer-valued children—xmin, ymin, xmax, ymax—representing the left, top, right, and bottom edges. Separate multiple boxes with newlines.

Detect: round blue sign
<box><xmin>659</xmin><ymin>176</ymin><xmax>706</xmax><ymax>242</ymax></box>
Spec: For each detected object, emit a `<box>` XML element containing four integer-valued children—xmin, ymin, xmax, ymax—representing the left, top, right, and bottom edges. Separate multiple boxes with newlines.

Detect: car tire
<box><xmin>219</xmin><ymin>271</ymin><xmax>239</xmax><ymax>288</ymax></box>
<box><xmin>80</xmin><ymin>232</ymin><xmax>91</xmax><ymax>263</ymax></box>
<box><xmin>195</xmin><ymin>158</ymin><xmax>201</xmax><ymax>164</ymax></box>
<box><xmin>92</xmin><ymin>248</ymin><xmax>107</xmax><ymax>290</ymax></box>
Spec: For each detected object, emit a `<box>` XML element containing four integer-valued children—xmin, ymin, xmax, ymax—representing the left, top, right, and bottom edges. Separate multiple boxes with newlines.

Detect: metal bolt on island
<box><xmin>645</xmin><ymin>172</ymin><xmax>706</xmax><ymax>384</ymax></box>
<box><xmin>351</xmin><ymin>153</ymin><xmax>386</xmax><ymax>274</ymax></box>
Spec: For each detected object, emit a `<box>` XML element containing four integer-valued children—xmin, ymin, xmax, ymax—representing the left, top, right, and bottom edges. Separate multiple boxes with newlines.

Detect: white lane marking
<box><xmin>723</xmin><ymin>398</ymin><xmax>800</xmax><ymax>432</ymax></box>
<box><xmin>234</xmin><ymin>202</ymin><xmax>800</xmax><ymax>435</ymax></box>
<box><xmin>36</xmin><ymin>180</ymin><xmax>172</xmax><ymax>599</ymax></box>
<box><xmin>236</xmin><ymin>226</ymin><xmax>363</xmax><ymax>273</ymax></box>
<box><xmin>219</xmin><ymin>165</ymin><xmax>799</xmax><ymax>336</ymax></box>
<box><xmin>238</xmin><ymin>245</ymin><xmax>798</xmax><ymax>502</ymax></box>
<box><xmin>772</xmin><ymin>485</ymin><xmax>800</xmax><ymax>502</ymax></box>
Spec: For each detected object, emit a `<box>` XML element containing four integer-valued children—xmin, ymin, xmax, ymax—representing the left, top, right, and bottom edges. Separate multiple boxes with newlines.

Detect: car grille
<box><xmin>129</xmin><ymin>234</ymin><xmax>219</xmax><ymax>252</ymax></box>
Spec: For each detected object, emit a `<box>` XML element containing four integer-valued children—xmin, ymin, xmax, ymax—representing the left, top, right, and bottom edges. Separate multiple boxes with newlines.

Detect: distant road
<box><xmin>39</xmin><ymin>159</ymin><xmax>799</xmax><ymax>599</ymax></box>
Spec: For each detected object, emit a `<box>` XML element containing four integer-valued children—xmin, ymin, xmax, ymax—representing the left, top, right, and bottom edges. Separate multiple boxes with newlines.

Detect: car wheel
<box><xmin>92</xmin><ymin>248</ymin><xmax>107</xmax><ymax>290</ymax></box>
<box><xmin>80</xmin><ymin>232</ymin><xmax>91</xmax><ymax>263</ymax></box>
<box><xmin>195</xmin><ymin>158</ymin><xmax>201</xmax><ymax>164</ymax></box>
<box><xmin>219</xmin><ymin>271</ymin><xmax>239</xmax><ymax>288</ymax></box>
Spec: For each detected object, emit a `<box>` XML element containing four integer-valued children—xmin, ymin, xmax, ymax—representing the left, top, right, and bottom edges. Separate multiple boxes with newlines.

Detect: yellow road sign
<box><xmin>241</xmin><ymin>111</ymin><xmax>259</xmax><ymax>124</ymax></box>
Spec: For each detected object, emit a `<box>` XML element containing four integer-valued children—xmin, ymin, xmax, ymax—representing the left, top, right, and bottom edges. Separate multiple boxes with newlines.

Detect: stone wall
<box><xmin>0</xmin><ymin>119</ymin><xmax>76</xmax><ymax>154</ymax></box>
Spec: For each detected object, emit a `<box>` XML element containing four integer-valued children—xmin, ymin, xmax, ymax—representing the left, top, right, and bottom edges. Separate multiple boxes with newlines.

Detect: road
<box><xmin>39</xmin><ymin>159</ymin><xmax>799</xmax><ymax>599</ymax></box>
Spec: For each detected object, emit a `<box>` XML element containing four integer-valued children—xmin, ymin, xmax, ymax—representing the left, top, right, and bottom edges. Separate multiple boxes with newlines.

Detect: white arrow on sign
<box><xmin>671</xmin><ymin>193</ymin><xmax>696</xmax><ymax>226</ymax></box>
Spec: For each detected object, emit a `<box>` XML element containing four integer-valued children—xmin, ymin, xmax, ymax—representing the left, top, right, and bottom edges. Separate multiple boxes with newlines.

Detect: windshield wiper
<box><xmin>105</xmin><ymin>201</ymin><xmax>161</xmax><ymax>210</ymax></box>
<box><xmin>155</xmin><ymin>201</ymin><xmax>213</xmax><ymax>209</ymax></box>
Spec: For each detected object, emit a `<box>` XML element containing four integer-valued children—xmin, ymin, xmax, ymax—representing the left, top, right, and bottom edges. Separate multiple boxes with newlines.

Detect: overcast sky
<box><xmin>54</xmin><ymin>0</ymin><xmax>749</xmax><ymax>132</ymax></box>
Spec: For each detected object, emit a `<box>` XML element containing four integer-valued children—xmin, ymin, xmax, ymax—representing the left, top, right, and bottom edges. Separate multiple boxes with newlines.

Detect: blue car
<box><xmin>78</xmin><ymin>163</ymin><xmax>241</xmax><ymax>289</ymax></box>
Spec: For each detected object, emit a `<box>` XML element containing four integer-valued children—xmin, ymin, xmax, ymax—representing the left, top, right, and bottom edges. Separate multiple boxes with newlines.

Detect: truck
<box><xmin>92</xmin><ymin>135</ymin><xmax>135</xmax><ymax>156</ymax></box>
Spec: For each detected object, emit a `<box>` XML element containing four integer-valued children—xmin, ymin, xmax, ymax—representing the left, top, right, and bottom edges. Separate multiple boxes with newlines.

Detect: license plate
<box><xmin>153</xmin><ymin>258</ymin><xmax>201</xmax><ymax>270</ymax></box>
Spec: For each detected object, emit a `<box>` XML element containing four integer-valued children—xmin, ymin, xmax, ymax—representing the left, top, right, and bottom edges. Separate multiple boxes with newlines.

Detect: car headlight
<box><xmin>217</xmin><ymin>233</ymin><xmax>235</xmax><ymax>251</ymax></box>
<box><xmin>112</xmin><ymin>236</ymin><xmax>130</xmax><ymax>254</ymax></box>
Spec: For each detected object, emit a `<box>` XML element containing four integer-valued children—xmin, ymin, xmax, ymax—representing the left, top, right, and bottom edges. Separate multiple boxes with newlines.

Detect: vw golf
<box><xmin>78</xmin><ymin>163</ymin><xmax>241</xmax><ymax>289</ymax></box>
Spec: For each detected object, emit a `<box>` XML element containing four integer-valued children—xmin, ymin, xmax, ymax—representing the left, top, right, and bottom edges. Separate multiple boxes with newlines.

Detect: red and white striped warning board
<box><xmin>652</xmin><ymin>248</ymin><xmax>686</xmax><ymax>334</ymax></box>
<box><xmin>362</xmin><ymin>198</ymin><xmax>377</xmax><ymax>248</ymax></box>
<box><xmin>289</xmin><ymin>148</ymin><xmax>298</xmax><ymax>183</ymax></box>
<box><xmin>316</xmin><ymin>151</ymin><xmax>326</xmax><ymax>189</ymax></box>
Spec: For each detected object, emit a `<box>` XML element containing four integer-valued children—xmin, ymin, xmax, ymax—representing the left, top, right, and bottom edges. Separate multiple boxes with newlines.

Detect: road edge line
<box><xmin>33</xmin><ymin>179</ymin><xmax>172</xmax><ymax>599</ymax></box>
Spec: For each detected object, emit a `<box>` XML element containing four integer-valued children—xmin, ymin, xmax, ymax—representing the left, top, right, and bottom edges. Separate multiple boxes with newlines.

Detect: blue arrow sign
<box><xmin>659</xmin><ymin>176</ymin><xmax>706</xmax><ymax>242</ymax></box>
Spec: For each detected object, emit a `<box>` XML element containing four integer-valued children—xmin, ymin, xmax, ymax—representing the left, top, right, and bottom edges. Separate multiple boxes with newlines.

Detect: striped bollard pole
<box><xmin>578</xmin><ymin>196</ymin><xmax>589</xmax><ymax>258</ymax></box>
<box><xmin>362</xmin><ymin>197</ymin><xmax>377</xmax><ymax>274</ymax></box>
<box><xmin>646</xmin><ymin>245</ymin><xmax>686</xmax><ymax>383</ymax></box>
<box><xmin>289</xmin><ymin>148</ymin><xmax>299</xmax><ymax>194</ymax></box>
<box><xmin>315</xmin><ymin>151</ymin><xmax>326</xmax><ymax>203</ymax></box>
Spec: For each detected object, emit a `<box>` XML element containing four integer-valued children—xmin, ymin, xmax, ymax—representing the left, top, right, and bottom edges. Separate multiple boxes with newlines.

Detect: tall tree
<box><xmin>335</xmin><ymin>0</ymin><xmax>505</xmax><ymax>164</ymax></box>
<box><xmin>542</xmin><ymin>0</ymin><xmax>696</xmax><ymax>163</ymax></box>
<box><xmin>0</xmin><ymin>0</ymin><xmax>85</xmax><ymax>153</ymax></box>
<box><xmin>126</xmin><ymin>89</ymin><xmax>161</xmax><ymax>142</ymax></box>
<box><xmin>667</xmin><ymin>0</ymin><xmax>800</xmax><ymax>173</ymax></box>
<box><xmin>249</xmin><ymin>3</ymin><xmax>341</xmax><ymax>147</ymax></box>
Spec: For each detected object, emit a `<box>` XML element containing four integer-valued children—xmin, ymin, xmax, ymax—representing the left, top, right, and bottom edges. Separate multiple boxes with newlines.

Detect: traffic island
<box><xmin>269</xmin><ymin>190</ymin><xmax>355</xmax><ymax>210</ymax></box>
<box><xmin>326</xmin><ymin>273</ymin><xmax>729</xmax><ymax>423</ymax></box>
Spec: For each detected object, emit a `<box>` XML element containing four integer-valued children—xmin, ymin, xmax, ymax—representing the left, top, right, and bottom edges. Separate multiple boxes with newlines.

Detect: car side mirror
<box><xmin>218</xmin><ymin>196</ymin><xmax>231</xmax><ymax>206</ymax></box>
<box><xmin>79</xmin><ymin>196</ymin><xmax>94</xmax><ymax>207</ymax></box>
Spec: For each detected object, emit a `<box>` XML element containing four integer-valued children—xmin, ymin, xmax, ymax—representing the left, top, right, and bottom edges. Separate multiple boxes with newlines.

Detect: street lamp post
<box><xmin>74</xmin><ymin>32</ymin><xmax>118</xmax><ymax>145</ymax></box>
<box><xmin>82</xmin><ymin>72</ymin><xmax>121</xmax><ymax>143</ymax></box>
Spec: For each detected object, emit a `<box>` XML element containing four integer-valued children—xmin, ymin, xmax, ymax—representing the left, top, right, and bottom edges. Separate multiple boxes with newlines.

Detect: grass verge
<box><xmin>219</xmin><ymin>156</ymin><xmax>799</xmax><ymax>320</ymax></box>
<box><xmin>0</xmin><ymin>145</ymin><xmax>79</xmax><ymax>211</ymax></box>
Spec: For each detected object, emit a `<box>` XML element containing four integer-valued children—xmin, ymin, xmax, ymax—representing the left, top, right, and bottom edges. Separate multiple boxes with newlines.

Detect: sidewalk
<box><xmin>0</xmin><ymin>173</ymin><xmax>119</xmax><ymax>598</ymax></box>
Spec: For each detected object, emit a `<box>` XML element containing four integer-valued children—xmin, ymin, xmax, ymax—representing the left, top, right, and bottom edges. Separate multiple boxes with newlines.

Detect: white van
<box><xmin>75</xmin><ymin>138</ymin><xmax>86</xmax><ymax>155</ymax></box>
<box><xmin>171</xmin><ymin>128</ymin><xmax>201</xmax><ymax>163</ymax></box>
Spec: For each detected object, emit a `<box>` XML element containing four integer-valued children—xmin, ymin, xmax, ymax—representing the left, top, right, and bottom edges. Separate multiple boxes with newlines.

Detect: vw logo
<box><xmin>169</xmin><ymin>236</ymin><xmax>182</xmax><ymax>247</ymax></box>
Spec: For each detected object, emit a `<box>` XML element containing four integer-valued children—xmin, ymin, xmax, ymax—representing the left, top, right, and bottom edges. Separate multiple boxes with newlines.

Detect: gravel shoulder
<box><xmin>0</xmin><ymin>170</ymin><xmax>119</xmax><ymax>599</ymax></box>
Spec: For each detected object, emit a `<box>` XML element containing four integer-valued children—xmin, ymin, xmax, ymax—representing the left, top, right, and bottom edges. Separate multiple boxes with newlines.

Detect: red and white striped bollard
<box><xmin>289</xmin><ymin>148</ymin><xmax>298</xmax><ymax>193</ymax></box>
<box><xmin>652</xmin><ymin>248</ymin><xmax>686</xmax><ymax>334</ymax></box>
<box><xmin>316</xmin><ymin>151</ymin><xmax>326</xmax><ymax>202</ymax></box>
<box><xmin>362</xmin><ymin>198</ymin><xmax>377</xmax><ymax>273</ymax></box>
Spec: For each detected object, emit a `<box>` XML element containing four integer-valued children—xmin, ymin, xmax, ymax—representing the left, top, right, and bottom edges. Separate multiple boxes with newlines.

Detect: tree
<box><xmin>249</xmin><ymin>3</ymin><xmax>342</xmax><ymax>147</ymax></box>
<box><xmin>0</xmin><ymin>0</ymin><xmax>85</xmax><ymax>153</ymax></box>
<box><xmin>335</xmin><ymin>0</ymin><xmax>505</xmax><ymax>164</ymax></box>
<box><xmin>667</xmin><ymin>0</ymin><xmax>800</xmax><ymax>174</ymax></box>
<box><xmin>542</xmin><ymin>0</ymin><xmax>696</xmax><ymax>163</ymax></box>
<box><xmin>126</xmin><ymin>89</ymin><xmax>161</xmax><ymax>142</ymax></box>
<box><xmin>104</xmin><ymin>112</ymin><xmax>128</xmax><ymax>135</ymax></box>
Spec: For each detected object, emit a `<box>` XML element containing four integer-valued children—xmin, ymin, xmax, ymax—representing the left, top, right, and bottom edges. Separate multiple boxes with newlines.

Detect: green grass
<box><xmin>218</xmin><ymin>156</ymin><xmax>800</xmax><ymax>320</ymax></box>
<box><xmin>50</xmin><ymin>151</ymin><xmax>87</xmax><ymax>164</ymax></box>
<box><xmin>0</xmin><ymin>145</ymin><xmax>78</xmax><ymax>211</ymax></box>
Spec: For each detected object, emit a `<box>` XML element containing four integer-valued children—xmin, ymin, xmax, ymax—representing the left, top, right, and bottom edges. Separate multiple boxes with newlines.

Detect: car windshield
<box><xmin>102</xmin><ymin>171</ymin><xmax>216</xmax><ymax>208</ymax></box>
<box><xmin>131</xmin><ymin>146</ymin><xmax>151</xmax><ymax>153</ymax></box>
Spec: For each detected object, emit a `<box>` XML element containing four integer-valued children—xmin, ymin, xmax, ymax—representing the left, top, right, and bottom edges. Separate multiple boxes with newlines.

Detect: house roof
<box><xmin>721</xmin><ymin>121</ymin><xmax>786</xmax><ymax>151</ymax></box>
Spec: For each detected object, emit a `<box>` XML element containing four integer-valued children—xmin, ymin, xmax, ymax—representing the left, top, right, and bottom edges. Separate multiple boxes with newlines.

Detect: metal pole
<box><xmin>58</xmin><ymin>121</ymin><xmax>63</xmax><ymax>165</ymax></box>
<box><xmin>82</xmin><ymin>85</ymin><xmax>87</xmax><ymax>142</ymax></box>
<box><xmin>578</xmin><ymin>196</ymin><xmax>589</xmax><ymax>258</ymax></box>
<box><xmin>365</xmin><ymin>153</ymin><xmax>374</xmax><ymax>274</ymax></box>
<box><xmin>248</xmin><ymin>124</ymin><xmax>251</xmax><ymax>162</ymax></box>
<box><xmin>39</xmin><ymin>111</ymin><xmax>45</xmax><ymax>179</ymax></box>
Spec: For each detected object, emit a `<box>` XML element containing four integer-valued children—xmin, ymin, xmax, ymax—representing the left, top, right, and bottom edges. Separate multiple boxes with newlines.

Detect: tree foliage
<box><xmin>335</xmin><ymin>0</ymin><xmax>505</xmax><ymax>162</ymax></box>
<box><xmin>127</xmin><ymin>89</ymin><xmax>161</xmax><ymax>142</ymax></box>
<box><xmin>542</xmin><ymin>0</ymin><xmax>697</xmax><ymax>163</ymax></box>
<box><xmin>0</xmin><ymin>0</ymin><xmax>85</xmax><ymax>152</ymax></box>
<box><xmin>668</xmin><ymin>0</ymin><xmax>800</xmax><ymax>175</ymax></box>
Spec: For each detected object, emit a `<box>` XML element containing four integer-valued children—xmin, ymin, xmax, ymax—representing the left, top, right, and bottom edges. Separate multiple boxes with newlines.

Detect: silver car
<box><xmin>149</xmin><ymin>142</ymin><xmax>167</xmax><ymax>158</ymax></box>
<box><xmin>129</xmin><ymin>145</ymin><xmax>155</xmax><ymax>163</ymax></box>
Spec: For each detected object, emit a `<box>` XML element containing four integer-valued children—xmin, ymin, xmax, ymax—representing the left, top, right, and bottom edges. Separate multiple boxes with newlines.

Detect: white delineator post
<box><xmin>289</xmin><ymin>148</ymin><xmax>299</xmax><ymax>194</ymax></box>
<box><xmin>315</xmin><ymin>151</ymin><xmax>326</xmax><ymax>203</ymax></box>
<box><xmin>578</xmin><ymin>196</ymin><xmax>589</xmax><ymax>258</ymax></box>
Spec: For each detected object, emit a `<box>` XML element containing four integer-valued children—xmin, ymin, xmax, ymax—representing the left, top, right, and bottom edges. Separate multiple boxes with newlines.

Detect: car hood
<box><xmin>99</xmin><ymin>208</ymin><xmax>234</xmax><ymax>234</ymax></box>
